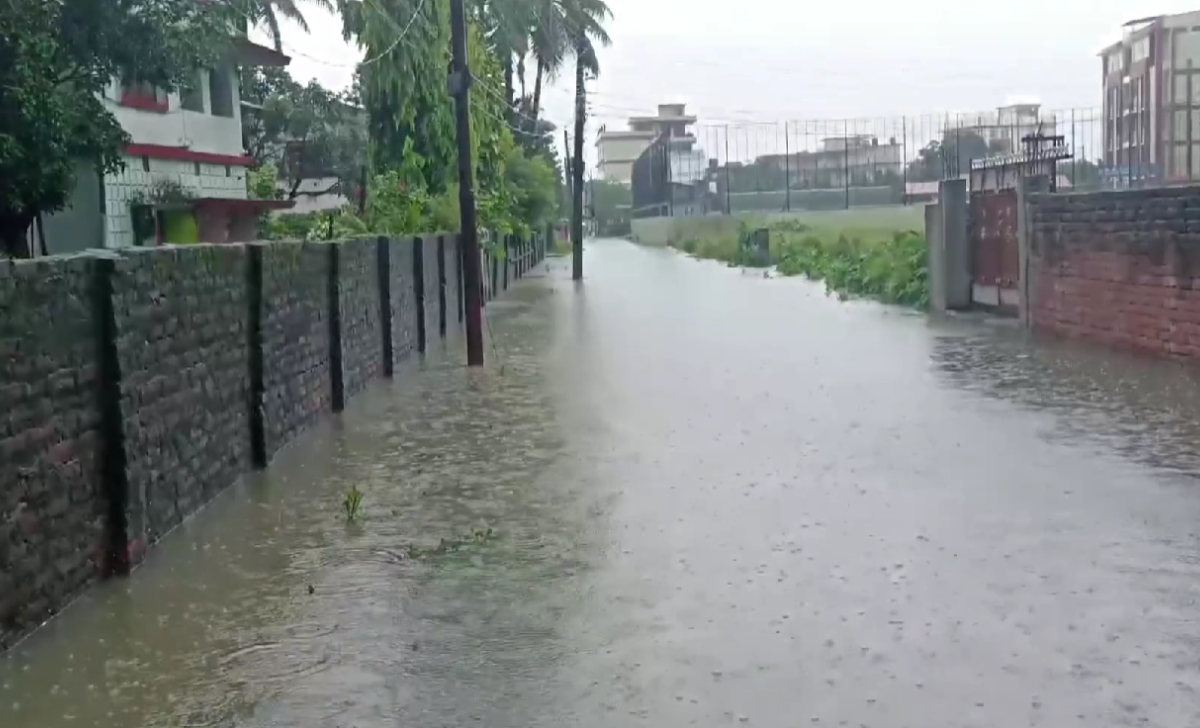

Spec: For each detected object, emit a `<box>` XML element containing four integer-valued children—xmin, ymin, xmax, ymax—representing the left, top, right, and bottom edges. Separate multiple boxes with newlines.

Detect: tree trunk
<box><xmin>517</xmin><ymin>55</ymin><xmax>526</xmax><ymax>100</ymax></box>
<box><xmin>532</xmin><ymin>59</ymin><xmax>544</xmax><ymax>120</ymax></box>
<box><xmin>0</xmin><ymin>211</ymin><xmax>34</xmax><ymax>259</ymax></box>
<box><xmin>571</xmin><ymin>54</ymin><xmax>586</xmax><ymax>281</ymax></box>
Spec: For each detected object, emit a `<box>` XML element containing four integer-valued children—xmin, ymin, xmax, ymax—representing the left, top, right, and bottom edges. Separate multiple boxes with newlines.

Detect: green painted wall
<box><xmin>162</xmin><ymin>211</ymin><xmax>200</xmax><ymax>244</ymax></box>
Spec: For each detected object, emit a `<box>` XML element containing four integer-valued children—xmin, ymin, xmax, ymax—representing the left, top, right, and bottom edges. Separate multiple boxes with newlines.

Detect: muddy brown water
<box><xmin>6</xmin><ymin>239</ymin><xmax>1200</xmax><ymax>727</ymax></box>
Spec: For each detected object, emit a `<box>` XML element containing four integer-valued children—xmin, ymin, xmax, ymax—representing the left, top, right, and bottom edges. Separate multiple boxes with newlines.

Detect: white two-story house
<box><xmin>34</xmin><ymin>37</ymin><xmax>293</xmax><ymax>254</ymax></box>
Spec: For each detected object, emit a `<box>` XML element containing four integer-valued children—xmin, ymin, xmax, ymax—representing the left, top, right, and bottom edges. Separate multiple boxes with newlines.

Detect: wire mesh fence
<box><xmin>631</xmin><ymin>107</ymin><xmax>1119</xmax><ymax>218</ymax></box>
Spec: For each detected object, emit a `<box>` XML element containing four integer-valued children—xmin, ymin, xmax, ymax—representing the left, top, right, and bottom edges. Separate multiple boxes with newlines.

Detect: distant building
<box><xmin>597</xmin><ymin>103</ymin><xmax>700</xmax><ymax>184</ymax></box>
<box><xmin>1099</xmin><ymin>11</ymin><xmax>1200</xmax><ymax>185</ymax></box>
<box><xmin>758</xmin><ymin>135</ymin><xmax>902</xmax><ymax>189</ymax></box>
<box><xmin>33</xmin><ymin>35</ymin><xmax>293</xmax><ymax>254</ymax></box>
<box><xmin>954</xmin><ymin>104</ymin><xmax>1057</xmax><ymax>154</ymax></box>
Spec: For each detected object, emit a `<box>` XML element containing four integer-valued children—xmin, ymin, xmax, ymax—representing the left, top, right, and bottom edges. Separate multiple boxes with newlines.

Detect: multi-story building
<box><xmin>759</xmin><ymin>135</ymin><xmax>903</xmax><ymax>189</ymax></box>
<box><xmin>35</xmin><ymin>37</ymin><xmax>293</xmax><ymax>254</ymax></box>
<box><xmin>1100</xmin><ymin>11</ymin><xmax>1200</xmax><ymax>185</ymax></box>
<box><xmin>597</xmin><ymin>103</ymin><xmax>701</xmax><ymax>184</ymax></box>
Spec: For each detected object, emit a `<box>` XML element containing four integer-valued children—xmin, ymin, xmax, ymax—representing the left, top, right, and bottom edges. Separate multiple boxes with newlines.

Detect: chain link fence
<box><xmin>631</xmin><ymin>107</ymin><xmax>1124</xmax><ymax>218</ymax></box>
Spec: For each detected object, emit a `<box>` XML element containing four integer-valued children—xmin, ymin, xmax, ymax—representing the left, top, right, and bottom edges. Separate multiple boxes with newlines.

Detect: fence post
<box><xmin>328</xmin><ymin>243</ymin><xmax>345</xmax><ymax>412</ymax></box>
<box><xmin>784</xmin><ymin>121</ymin><xmax>791</xmax><ymax>213</ymax></box>
<box><xmin>95</xmin><ymin>256</ymin><xmax>130</xmax><ymax>577</ymax></box>
<box><xmin>246</xmin><ymin>244</ymin><xmax>266</xmax><ymax>467</ymax></box>
<box><xmin>455</xmin><ymin>233</ymin><xmax>464</xmax><ymax>323</ymax></box>
<box><xmin>938</xmin><ymin>178</ymin><xmax>971</xmax><ymax>310</ymax></box>
<box><xmin>377</xmin><ymin>236</ymin><xmax>393</xmax><ymax>377</ymax></box>
<box><xmin>437</xmin><ymin>234</ymin><xmax>447</xmax><ymax>338</ymax></box>
<box><xmin>413</xmin><ymin>236</ymin><xmax>427</xmax><ymax>353</ymax></box>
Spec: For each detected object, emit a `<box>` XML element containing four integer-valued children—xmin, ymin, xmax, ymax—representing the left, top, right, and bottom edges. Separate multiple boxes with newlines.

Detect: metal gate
<box><xmin>967</xmin><ymin>188</ymin><xmax>1019</xmax><ymax>309</ymax></box>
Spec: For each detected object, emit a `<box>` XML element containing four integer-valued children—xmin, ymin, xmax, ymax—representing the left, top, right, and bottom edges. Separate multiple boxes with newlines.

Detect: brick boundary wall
<box><xmin>111</xmin><ymin>246</ymin><xmax>251</xmax><ymax>554</ymax></box>
<box><xmin>0</xmin><ymin>231</ymin><xmax>544</xmax><ymax>652</ymax></box>
<box><xmin>0</xmin><ymin>257</ymin><xmax>107</xmax><ymax>653</ymax></box>
<box><xmin>420</xmin><ymin>236</ymin><xmax>442</xmax><ymax>349</ymax></box>
<box><xmin>337</xmin><ymin>238</ymin><xmax>383</xmax><ymax>400</ymax></box>
<box><xmin>1029</xmin><ymin>186</ymin><xmax>1200</xmax><ymax>359</ymax></box>
<box><xmin>258</xmin><ymin>242</ymin><xmax>332</xmax><ymax>460</ymax></box>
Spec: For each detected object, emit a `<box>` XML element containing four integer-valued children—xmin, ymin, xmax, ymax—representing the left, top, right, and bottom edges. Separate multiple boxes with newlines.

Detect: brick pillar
<box><xmin>1017</xmin><ymin>175</ymin><xmax>1051</xmax><ymax>328</ymax></box>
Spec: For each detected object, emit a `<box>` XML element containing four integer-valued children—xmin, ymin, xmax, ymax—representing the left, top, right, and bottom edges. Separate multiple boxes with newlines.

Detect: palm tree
<box><xmin>474</xmin><ymin>0</ymin><xmax>533</xmax><ymax>112</ymax></box>
<box><xmin>564</xmin><ymin>0</ymin><xmax>610</xmax><ymax>280</ymax></box>
<box><xmin>527</xmin><ymin>0</ymin><xmax>567</xmax><ymax>121</ymax></box>
<box><xmin>241</xmin><ymin>0</ymin><xmax>335</xmax><ymax>52</ymax></box>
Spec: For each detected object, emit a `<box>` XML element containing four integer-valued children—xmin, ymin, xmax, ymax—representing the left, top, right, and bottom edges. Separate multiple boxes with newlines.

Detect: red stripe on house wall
<box><xmin>125</xmin><ymin>144</ymin><xmax>255</xmax><ymax>167</ymax></box>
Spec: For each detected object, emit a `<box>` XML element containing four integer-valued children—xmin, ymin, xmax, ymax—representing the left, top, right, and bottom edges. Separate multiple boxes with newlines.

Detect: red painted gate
<box><xmin>968</xmin><ymin>189</ymin><xmax>1019</xmax><ymax>308</ymax></box>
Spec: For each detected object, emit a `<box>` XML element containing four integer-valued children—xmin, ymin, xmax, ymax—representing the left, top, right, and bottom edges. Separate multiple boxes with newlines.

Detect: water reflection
<box><xmin>930</xmin><ymin>322</ymin><xmax>1200</xmax><ymax>477</ymax></box>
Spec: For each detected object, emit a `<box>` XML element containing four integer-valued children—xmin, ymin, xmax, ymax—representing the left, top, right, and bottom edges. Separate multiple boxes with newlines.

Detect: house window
<box><xmin>1132</xmin><ymin>37</ymin><xmax>1151</xmax><ymax>64</ymax></box>
<box><xmin>208</xmin><ymin>65</ymin><xmax>235</xmax><ymax>118</ymax></box>
<box><xmin>194</xmin><ymin>162</ymin><xmax>202</xmax><ymax>176</ymax></box>
<box><xmin>180</xmin><ymin>71</ymin><xmax>205</xmax><ymax>113</ymax></box>
<box><xmin>142</xmin><ymin>156</ymin><xmax>151</xmax><ymax>172</ymax></box>
<box><xmin>120</xmin><ymin>78</ymin><xmax>169</xmax><ymax>113</ymax></box>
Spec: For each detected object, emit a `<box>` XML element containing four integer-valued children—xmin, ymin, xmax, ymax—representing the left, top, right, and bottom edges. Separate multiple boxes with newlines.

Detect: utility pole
<box><xmin>448</xmin><ymin>0</ymin><xmax>484</xmax><ymax>366</ymax></box>
<box><xmin>571</xmin><ymin>71</ymin><xmax>585</xmax><ymax>281</ymax></box>
<box><xmin>563</xmin><ymin>130</ymin><xmax>573</xmax><ymax>223</ymax></box>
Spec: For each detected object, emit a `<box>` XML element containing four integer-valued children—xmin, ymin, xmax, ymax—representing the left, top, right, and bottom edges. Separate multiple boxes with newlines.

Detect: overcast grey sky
<box><xmin>258</xmin><ymin>0</ymin><xmax>1193</xmax><ymax>163</ymax></box>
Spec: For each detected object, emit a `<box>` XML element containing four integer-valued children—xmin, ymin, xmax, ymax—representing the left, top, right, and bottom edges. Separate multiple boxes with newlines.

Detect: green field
<box><xmin>631</xmin><ymin>206</ymin><xmax>924</xmax><ymax>248</ymax></box>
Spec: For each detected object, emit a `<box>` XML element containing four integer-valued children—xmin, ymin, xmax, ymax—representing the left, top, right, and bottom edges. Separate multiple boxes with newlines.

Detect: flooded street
<box><xmin>8</xmin><ymin>238</ymin><xmax>1200</xmax><ymax>727</ymax></box>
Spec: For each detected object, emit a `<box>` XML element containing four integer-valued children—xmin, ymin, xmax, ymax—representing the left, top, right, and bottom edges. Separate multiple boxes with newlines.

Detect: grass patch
<box><xmin>667</xmin><ymin>217</ymin><xmax>929</xmax><ymax>309</ymax></box>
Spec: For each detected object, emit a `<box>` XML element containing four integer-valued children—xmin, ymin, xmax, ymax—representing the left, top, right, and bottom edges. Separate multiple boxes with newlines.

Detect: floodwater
<box><xmin>7</xmin><ymin>239</ymin><xmax>1200</xmax><ymax>728</ymax></box>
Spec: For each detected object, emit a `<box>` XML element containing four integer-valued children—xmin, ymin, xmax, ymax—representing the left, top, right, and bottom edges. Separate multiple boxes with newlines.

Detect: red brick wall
<box><xmin>1029</xmin><ymin>186</ymin><xmax>1200</xmax><ymax>358</ymax></box>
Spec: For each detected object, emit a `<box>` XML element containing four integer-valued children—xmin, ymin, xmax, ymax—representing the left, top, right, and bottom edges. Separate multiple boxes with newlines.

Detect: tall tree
<box><xmin>565</xmin><ymin>0</ymin><xmax>610</xmax><ymax>279</ymax></box>
<box><xmin>339</xmin><ymin>0</ymin><xmax>456</xmax><ymax>191</ymax></box>
<box><xmin>236</xmin><ymin>0</ymin><xmax>335</xmax><ymax>51</ymax></box>
<box><xmin>528</xmin><ymin>0</ymin><xmax>567</xmax><ymax>121</ymax></box>
<box><xmin>0</xmin><ymin>0</ymin><xmax>228</xmax><ymax>257</ymax></box>
<box><xmin>240</xmin><ymin>67</ymin><xmax>367</xmax><ymax>199</ymax></box>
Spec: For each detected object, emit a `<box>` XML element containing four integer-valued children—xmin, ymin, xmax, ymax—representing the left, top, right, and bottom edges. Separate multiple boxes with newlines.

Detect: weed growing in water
<box><xmin>343</xmin><ymin>485</ymin><xmax>364</xmax><ymax>522</ymax></box>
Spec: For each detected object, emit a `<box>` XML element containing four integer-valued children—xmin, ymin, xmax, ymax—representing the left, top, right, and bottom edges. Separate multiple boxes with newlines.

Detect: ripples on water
<box><xmin>931</xmin><ymin>322</ymin><xmax>1200</xmax><ymax>477</ymax></box>
<box><xmin>0</xmin><ymin>270</ymin><xmax>610</xmax><ymax>728</ymax></box>
<box><xmin>8</xmin><ymin>250</ymin><xmax>1200</xmax><ymax>728</ymax></box>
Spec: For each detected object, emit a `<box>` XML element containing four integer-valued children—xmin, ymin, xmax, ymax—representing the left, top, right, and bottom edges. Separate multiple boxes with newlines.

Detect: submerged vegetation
<box><xmin>670</xmin><ymin>220</ymin><xmax>929</xmax><ymax>309</ymax></box>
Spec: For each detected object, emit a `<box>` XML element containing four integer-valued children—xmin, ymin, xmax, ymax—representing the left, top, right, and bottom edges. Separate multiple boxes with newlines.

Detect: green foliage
<box><xmin>241</xmin><ymin>67</ymin><xmax>367</xmax><ymax>200</ymax></box>
<box><xmin>775</xmin><ymin>230</ymin><xmax>928</xmax><ymax>308</ymax></box>
<box><xmin>340</xmin><ymin>0</ymin><xmax>456</xmax><ymax>192</ymax></box>
<box><xmin>502</xmin><ymin>146</ymin><xmax>559</xmax><ymax>233</ymax></box>
<box><xmin>589</xmin><ymin>179</ymin><xmax>630</xmax><ymax>236</ymax></box>
<box><xmin>0</xmin><ymin>0</ymin><xmax>230</xmax><ymax>255</ymax></box>
<box><xmin>342</xmin><ymin>484</ymin><xmax>364</xmax><ymax>522</ymax></box>
<box><xmin>248</xmin><ymin>164</ymin><xmax>284</xmax><ymax>200</ymax></box>
<box><xmin>668</xmin><ymin>217</ymin><xmax>929</xmax><ymax>309</ymax></box>
<box><xmin>231</xmin><ymin>0</ymin><xmax>335</xmax><ymax>51</ymax></box>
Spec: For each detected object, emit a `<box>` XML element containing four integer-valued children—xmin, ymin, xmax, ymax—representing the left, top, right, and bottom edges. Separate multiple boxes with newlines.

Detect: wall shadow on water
<box><xmin>929</xmin><ymin>323</ymin><xmax>1200</xmax><ymax>478</ymax></box>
